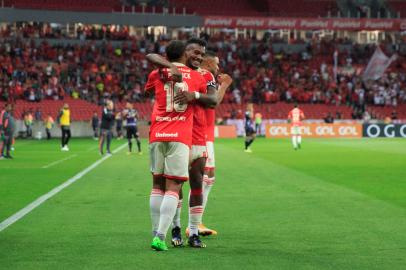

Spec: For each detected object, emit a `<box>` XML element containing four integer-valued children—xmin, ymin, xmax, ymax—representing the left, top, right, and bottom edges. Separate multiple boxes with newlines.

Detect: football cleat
<box><xmin>151</xmin><ymin>236</ymin><xmax>168</xmax><ymax>251</ymax></box>
<box><xmin>171</xmin><ymin>227</ymin><xmax>183</xmax><ymax>247</ymax></box>
<box><xmin>188</xmin><ymin>234</ymin><xmax>206</xmax><ymax>248</ymax></box>
<box><xmin>244</xmin><ymin>148</ymin><xmax>252</xmax><ymax>153</ymax></box>
<box><xmin>185</xmin><ymin>224</ymin><xmax>217</xmax><ymax>237</ymax></box>
<box><xmin>198</xmin><ymin>224</ymin><xmax>218</xmax><ymax>236</ymax></box>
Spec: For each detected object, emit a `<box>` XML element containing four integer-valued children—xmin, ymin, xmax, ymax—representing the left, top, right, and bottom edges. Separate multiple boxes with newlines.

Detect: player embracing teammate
<box><xmin>145</xmin><ymin>39</ymin><xmax>232</xmax><ymax>251</ymax></box>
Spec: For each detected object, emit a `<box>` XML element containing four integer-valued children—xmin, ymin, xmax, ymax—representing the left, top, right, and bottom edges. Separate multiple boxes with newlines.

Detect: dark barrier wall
<box><xmin>363</xmin><ymin>124</ymin><xmax>406</xmax><ymax>138</ymax></box>
<box><xmin>0</xmin><ymin>8</ymin><xmax>202</xmax><ymax>26</ymax></box>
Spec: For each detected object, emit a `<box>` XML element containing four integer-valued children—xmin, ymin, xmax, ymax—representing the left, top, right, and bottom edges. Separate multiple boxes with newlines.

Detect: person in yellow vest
<box><xmin>255</xmin><ymin>112</ymin><xmax>262</xmax><ymax>136</ymax></box>
<box><xmin>24</xmin><ymin>111</ymin><xmax>33</xmax><ymax>138</ymax></box>
<box><xmin>58</xmin><ymin>103</ymin><xmax>71</xmax><ymax>151</ymax></box>
<box><xmin>44</xmin><ymin>114</ymin><xmax>55</xmax><ymax>140</ymax></box>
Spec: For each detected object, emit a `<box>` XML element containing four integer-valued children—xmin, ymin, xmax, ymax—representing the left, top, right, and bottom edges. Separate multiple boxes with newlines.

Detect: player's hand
<box><xmin>169</xmin><ymin>65</ymin><xmax>182</xmax><ymax>83</ymax></box>
<box><xmin>174</xmin><ymin>91</ymin><xmax>195</xmax><ymax>105</ymax></box>
<box><xmin>218</xmin><ymin>74</ymin><xmax>233</xmax><ymax>88</ymax></box>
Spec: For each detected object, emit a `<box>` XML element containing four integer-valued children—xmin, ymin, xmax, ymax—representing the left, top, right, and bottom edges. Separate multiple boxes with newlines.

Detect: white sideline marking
<box><xmin>42</xmin><ymin>155</ymin><xmax>77</xmax><ymax>169</ymax></box>
<box><xmin>0</xmin><ymin>143</ymin><xmax>127</xmax><ymax>233</ymax></box>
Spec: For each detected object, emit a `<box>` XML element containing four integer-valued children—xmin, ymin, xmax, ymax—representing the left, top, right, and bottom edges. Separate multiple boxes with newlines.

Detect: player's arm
<box><xmin>173</xmin><ymin>86</ymin><xmax>217</xmax><ymax>107</ymax></box>
<box><xmin>215</xmin><ymin>73</ymin><xmax>233</xmax><ymax>106</ymax></box>
<box><xmin>145</xmin><ymin>53</ymin><xmax>182</xmax><ymax>83</ymax></box>
<box><xmin>144</xmin><ymin>71</ymin><xmax>157</xmax><ymax>98</ymax></box>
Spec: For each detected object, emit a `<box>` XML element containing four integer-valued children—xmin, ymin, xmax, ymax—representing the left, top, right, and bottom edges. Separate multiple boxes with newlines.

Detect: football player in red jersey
<box><xmin>198</xmin><ymin>52</ymin><xmax>232</xmax><ymax>236</ymax></box>
<box><xmin>146</xmin><ymin>40</ymin><xmax>233</xmax><ymax>246</ymax></box>
<box><xmin>147</xmin><ymin>38</ymin><xmax>218</xmax><ymax>248</ymax></box>
<box><xmin>145</xmin><ymin>40</ymin><xmax>209</xmax><ymax>251</ymax></box>
<box><xmin>288</xmin><ymin>103</ymin><xmax>305</xmax><ymax>150</ymax></box>
<box><xmin>145</xmin><ymin>41</ymin><xmax>216</xmax><ymax>250</ymax></box>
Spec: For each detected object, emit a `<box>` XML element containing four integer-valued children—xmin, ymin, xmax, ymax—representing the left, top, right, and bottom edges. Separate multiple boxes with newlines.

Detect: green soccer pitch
<box><xmin>0</xmin><ymin>138</ymin><xmax>405</xmax><ymax>270</ymax></box>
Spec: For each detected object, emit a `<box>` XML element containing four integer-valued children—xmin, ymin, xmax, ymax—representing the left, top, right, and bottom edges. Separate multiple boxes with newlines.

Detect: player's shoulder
<box><xmin>199</xmin><ymin>68</ymin><xmax>215</xmax><ymax>81</ymax></box>
<box><xmin>147</xmin><ymin>69</ymin><xmax>160</xmax><ymax>78</ymax></box>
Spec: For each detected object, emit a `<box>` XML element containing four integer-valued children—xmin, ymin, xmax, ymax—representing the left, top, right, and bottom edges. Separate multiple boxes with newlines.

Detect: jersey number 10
<box><xmin>164</xmin><ymin>81</ymin><xmax>188</xmax><ymax>112</ymax></box>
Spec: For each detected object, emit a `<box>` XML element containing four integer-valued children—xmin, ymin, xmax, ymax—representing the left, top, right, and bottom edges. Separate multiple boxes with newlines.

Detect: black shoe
<box><xmin>171</xmin><ymin>227</ymin><xmax>183</xmax><ymax>247</ymax></box>
<box><xmin>4</xmin><ymin>155</ymin><xmax>13</xmax><ymax>159</ymax></box>
<box><xmin>188</xmin><ymin>234</ymin><xmax>206</xmax><ymax>248</ymax></box>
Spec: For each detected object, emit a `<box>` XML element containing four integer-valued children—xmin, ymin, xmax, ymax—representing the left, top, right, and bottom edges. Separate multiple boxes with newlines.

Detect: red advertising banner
<box><xmin>215</xmin><ymin>125</ymin><xmax>237</xmax><ymax>138</ymax></box>
<box><xmin>265</xmin><ymin>123</ymin><xmax>363</xmax><ymax>138</ymax></box>
<box><xmin>204</xmin><ymin>16</ymin><xmax>406</xmax><ymax>31</ymax></box>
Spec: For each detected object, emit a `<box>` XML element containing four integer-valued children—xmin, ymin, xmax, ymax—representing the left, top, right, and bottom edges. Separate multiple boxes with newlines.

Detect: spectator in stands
<box><xmin>35</xmin><ymin>108</ymin><xmax>42</xmax><ymax>122</ymax></box>
<box><xmin>24</xmin><ymin>110</ymin><xmax>33</xmax><ymax>137</ymax></box>
<box><xmin>324</xmin><ymin>112</ymin><xmax>334</xmax><ymax>124</ymax></box>
<box><xmin>44</xmin><ymin>114</ymin><xmax>54</xmax><ymax>140</ymax></box>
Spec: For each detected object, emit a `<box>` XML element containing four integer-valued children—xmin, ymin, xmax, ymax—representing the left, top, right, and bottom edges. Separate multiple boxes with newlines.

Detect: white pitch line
<box><xmin>0</xmin><ymin>143</ymin><xmax>127</xmax><ymax>233</ymax></box>
<box><xmin>42</xmin><ymin>155</ymin><xmax>78</xmax><ymax>169</ymax></box>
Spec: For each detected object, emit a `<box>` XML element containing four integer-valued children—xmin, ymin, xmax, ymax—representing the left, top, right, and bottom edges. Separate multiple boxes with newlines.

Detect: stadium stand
<box><xmin>387</xmin><ymin>0</ymin><xmax>406</xmax><ymax>18</ymax></box>
<box><xmin>0</xmin><ymin>33</ymin><xmax>405</xmax><ymax>121</ymax></box>
<box><xmin>11</xmin><ymin>0</ymin><xmax>118</xmax><ymax>12</ymax></box>
<box><xmin>266</xmin><ymin>0</ymin><xmax>337</xmax><ymax>17</ymax></box>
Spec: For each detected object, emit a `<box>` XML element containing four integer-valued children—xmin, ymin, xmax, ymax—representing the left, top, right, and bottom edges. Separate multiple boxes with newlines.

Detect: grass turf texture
<box><xmin>0</xmin><ymin>138</ymin><xmax>405</xmax><ymax>269</ymax></box>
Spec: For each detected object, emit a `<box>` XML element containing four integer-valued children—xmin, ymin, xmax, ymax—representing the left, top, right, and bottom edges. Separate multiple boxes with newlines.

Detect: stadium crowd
<box><xmin>1</xmin><ymin>29</ymin><xmax>406</xmax><ymax>120</ymax></box>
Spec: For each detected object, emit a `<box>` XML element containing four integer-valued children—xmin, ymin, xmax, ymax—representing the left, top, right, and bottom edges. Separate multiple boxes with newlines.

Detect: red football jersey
<box><xmin>200</xmin><ymin>69</ymin><xmax>217</xmax><ymax>142</ymax></box>
<box><xmin>192</xmin><ymin>92</ymin><xmax>208</xmax><ymax>146</ymax></box>
<box><xmin>288</xmin><ymin>108</ymin><xmax>305</xmax><ymax>127</ymax></box>
<box><xmin>145</xmin><ymin>64</ymin><xmax>206</xmax><ymax>146</ymax></box>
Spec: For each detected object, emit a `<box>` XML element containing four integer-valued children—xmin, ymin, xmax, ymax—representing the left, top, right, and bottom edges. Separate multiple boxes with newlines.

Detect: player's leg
<box><xmin>93</xmin><ymin>126</ymin><xmax>97</xmax><ymax>139</ymax></box>
<box><xmin>106</xmin><ymin>129</ymin><xmax>112</xmax><ymax>154</ymax></box>
<box><xmin>171</xmin><ymin>188</ymin><xmax>183</xmax><ymax>247</ymax></box>
<box><xmin>149</xmin><ymin>142</ymin><xmax>166</xmax><ymax>238</ymax></box>
<box><xmin>0</xmin><ymin>133</ymin><xmax>4</xmax><ymax>158</ymax></box>
<box><xmin>99</xmin><ymin>130</ymin><xmax>106</xmax><ymax>155</ymax></box>
<box><xmin>297</xmin><ymin>130</ymin><xmax>302</xmax><ymax>149</ymax></box>
<box><xmin>187</xmin><ymin>150</ymin><xmax>206</xmax><ymax>248</ymax></box>
<box><xmin>201</xmin><ymin>141</ymin><xmax>217</xmax><ymax>236</ymax></box>
<box><xmin>292</xmin><ymin>127</ymin><xmax>298</xmax><ymax>150</ymax></box>
<box><xmin>61</xmin><ymin>127</ymin><xmax>66</xmax><ymax>148</ymax></box>
<box><xmin>291</xmin><ymin>135</ymin><xmax>297</xmax><ymax>149</ymax></box>
<box><xmin>153</xmin><ymin>142</ymin><xmax>189</xmax><ymax>251</ymax></box>
<box><xmin>134</xmin><ymin>127</ymin><xmax>142</xmax><ymax>154</ymax></box>
<box><xmin>65</xmin><ymin>128</ymin><xmax>71</xmax><ymax>149</ymax></box>
<box><xmin>126</xmin><ymin>127</ymin><xmax>132</xmax><ymax>153</ymax></box>
<box><xmin>244</xmin><ymin>133</ymin><xmax>255</xmax><ymax>152</ymax></box>
<box><xmin>5</xmin><ymin>135</ymin><xmax>12</xmax><ymax>158</ymax></box>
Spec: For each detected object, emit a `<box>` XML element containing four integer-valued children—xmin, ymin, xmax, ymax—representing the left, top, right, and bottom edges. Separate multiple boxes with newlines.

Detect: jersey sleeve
<box><xmin>205</xmin><ymin>72</ymin><xmax>217</xmax><ymax>89</ymax></box>
<box><xmin>144</xmin><ymin>70</ymin><xmax>159</xmax><ymax>92</ymax></box>
<box><xmin>198</xmin><ymin>74</ymin><xmax>207</xmax><ymax>94</ymax></box>
<box><xmin>288</xmin><ymin>110</ymin><xmax>292</xmax><ymax>119</ymax></box>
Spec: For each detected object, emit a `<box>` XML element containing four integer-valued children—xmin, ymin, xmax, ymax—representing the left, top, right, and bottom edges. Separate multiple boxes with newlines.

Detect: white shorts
<box><xmin>291</xmin><ymin>126</ymin><xmax>301</xmax><ymax>136</ymax></box>
<box><xmin>190</xmin><ymin>145</ymin><xmax>207</xmax><ymax>163</ymax></box>
<box><xmin>205</xmin><ymin>141</ymin><xmax>215</xmax><ymax>170</ymax></box>
<box><xmin>149</xmin><ymin>141</ymin><xmax>190</xmax><ymax>181</ymax></box>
